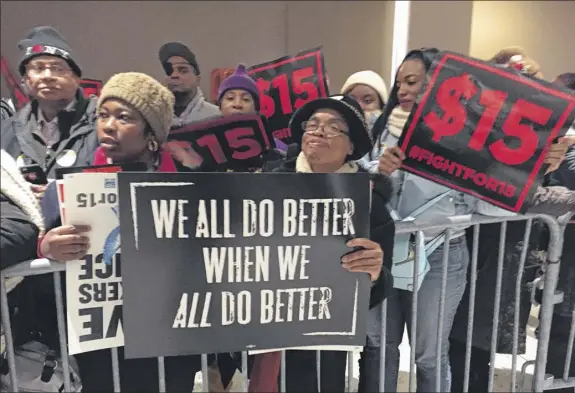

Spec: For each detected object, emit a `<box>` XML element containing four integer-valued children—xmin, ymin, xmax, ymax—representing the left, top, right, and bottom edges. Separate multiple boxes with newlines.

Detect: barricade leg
<box><xmin>463</xmin><ymin>224</ymin><xmax>480</xmax><ymax>393</ymax></box>
<box><xmin>511</xmin><ymin>220</ymin><xmax>533</xmax><ymax>392</ymax></box>
<box><xmin>53</xmin><ymin>271</ymin><xmax>72</xmax><ymax>392</ymax></box>
<box><xmin>0</xmin><ymin>273</ymin><xmax>18</xmax><ymax>390</ymax></box>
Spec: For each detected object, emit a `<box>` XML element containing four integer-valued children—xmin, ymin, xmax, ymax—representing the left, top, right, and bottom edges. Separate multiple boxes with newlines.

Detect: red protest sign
<box><xmin>210</xmin><ymin>67</ymin><xmax>235</xmax><ymax>103</ymax></box>
<box><xmin>167</xmin><ymin>113</ymin><xmax>271</xmax><ymax>171</ymax></box>
<box><xmin>248</xmin><ymin>47</ymin><xmax>329</xmax><ymax>145</ymax></box>
<box><xmin>1</xmin><ymin>55</ymin><xmax>30</xmax><ymax>109</ymax></box>
<box><xmin>80</xmin><ymin>78</ymin><xmax>103</xmax><ymax>98</ymax></box>
<box><xmin>398</xmin><ymin>51</ymin><xmax>575</xmax><ymax>213</ymax></box>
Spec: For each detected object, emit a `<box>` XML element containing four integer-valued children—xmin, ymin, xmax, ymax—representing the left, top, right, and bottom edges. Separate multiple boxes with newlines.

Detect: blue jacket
<box><xmin>358</xmin><ymin>124</ymin><xmax>475</xmax><ymax>240</ymax></box>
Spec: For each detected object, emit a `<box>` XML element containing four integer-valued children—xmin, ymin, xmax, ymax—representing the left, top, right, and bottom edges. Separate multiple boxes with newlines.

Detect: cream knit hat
<box><xmin>97</xmin><ymin>72</ymin><xmax>175</xmax><ymax>143</ymax></box>
<box><xmin>341</xmin><ymin>70</ymin><xmax>389</xmax><ymax>106</ymax></box>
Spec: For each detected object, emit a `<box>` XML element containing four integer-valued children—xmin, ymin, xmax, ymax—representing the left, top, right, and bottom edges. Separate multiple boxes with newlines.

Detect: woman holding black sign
<box><xmin>37</xmin><ymin>72</ymin><xmax>211</xmax><ymax>392</ymax></box>
<box><xmin>244</xmin><ymin>94</ymin><xmax>394</xmax><ymax>392</ymax></box>
<box><xmin>358</xmin><ymin>48</ymin><xmax>574</xmax><ymax>392</ymax></box>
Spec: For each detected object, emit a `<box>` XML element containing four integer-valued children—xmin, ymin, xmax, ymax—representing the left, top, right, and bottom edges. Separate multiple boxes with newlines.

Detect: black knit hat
<box><xmin>159</xmin><ymin>42</ymin><xmax>200</xmax><ymax>75</ymax></box>
<box><xmin>289</xmin><ymin>95</ymin><xmax>373</xmax><ymax>160</ymax></box>
<box><xmin>17</xmin><ymin>26</ymin><xmax>82</xmax><ymax>77</ymax></box>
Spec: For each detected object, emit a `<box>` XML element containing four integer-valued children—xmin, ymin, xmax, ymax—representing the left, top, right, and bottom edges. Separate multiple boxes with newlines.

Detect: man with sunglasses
<box><xmin>1</xmin><ymin>26</ymin><xmax>99</xmax><ymax>186</ymax></box>
<box><xmin>158</xmin><ymin>41</ymin><xmax>220</xmax><ymax>129</ymax></box>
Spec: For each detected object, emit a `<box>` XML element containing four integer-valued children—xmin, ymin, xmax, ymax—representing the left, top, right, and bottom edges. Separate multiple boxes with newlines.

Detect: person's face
<box><xmin>23</xmin><ymin>55</ymin><xmax>79</xmax><ymax>102</ymax></box>
<box><xmin>348</xmin><ymin>84</ymin><xmax>382</xmax><ymax>113</ymax></box>
<box><xmin>220</xmin><ymin>89</ymin><xmax>256</xmax><ymax>116</ymax></box>
<box><xmin>302</xmin><ymin>108</ymin><xmax>352</xmax><ymax>170</ymax></box>
<box><xmin>165</xmin><ymin>56</ymin><xmax>199</xmax><ymax>94</ymax></box>
<box><xmin>97</xmin><ymin>98</ymin><xmax>152</xmax><ymax>163</ymax></box>
<box><xmin>396</xmin><ymin>58</ymin><xmax>426</xmax><ymax>112</ymax></box>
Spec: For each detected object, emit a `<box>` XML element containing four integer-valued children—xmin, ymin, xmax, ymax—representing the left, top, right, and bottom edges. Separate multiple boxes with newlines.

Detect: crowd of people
<box><xmin>1</xmin><ymin>25</ymin><xmax>574</xmax><ymax>393</ymax></box>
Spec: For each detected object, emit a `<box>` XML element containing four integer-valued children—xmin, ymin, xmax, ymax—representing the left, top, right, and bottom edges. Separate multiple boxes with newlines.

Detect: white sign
<box><xmin>63</xmin><ymin>172</ymin><xmax>124</xmax><ymax>354</ymax></box>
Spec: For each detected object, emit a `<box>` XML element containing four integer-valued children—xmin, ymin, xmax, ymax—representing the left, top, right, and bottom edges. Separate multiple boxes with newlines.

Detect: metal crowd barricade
<box><xmin>0</xmin><ymin>213</ymin><xmax>571</xmax><ymax>392</ymax></box>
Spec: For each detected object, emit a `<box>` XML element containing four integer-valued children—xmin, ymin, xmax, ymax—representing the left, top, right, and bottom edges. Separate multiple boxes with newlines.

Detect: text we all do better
<box><xmin>149</xmin><ymin>196</ymin><xmax>358</xmax><ymax>328</ymax></box>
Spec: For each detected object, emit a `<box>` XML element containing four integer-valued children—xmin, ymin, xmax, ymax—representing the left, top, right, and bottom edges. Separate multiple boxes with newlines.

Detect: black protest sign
<box><xmin>118</xmin><ymin>172</ymin><xmax>371</xmax><ymax>358</ymax></box>
<box><xmin>248</xmin><ymin>47</ymin><xmax>329</xmax><ymax>145</ymax></box>
<box><xmin>398</xmin><ymin>51</ymin><xmax>575</xmax><ymax>213</ymax></box>
<box><xmin>167</xmin><ymin>113</ymin><xmax>272</xmax><ymax>172</ymax></box>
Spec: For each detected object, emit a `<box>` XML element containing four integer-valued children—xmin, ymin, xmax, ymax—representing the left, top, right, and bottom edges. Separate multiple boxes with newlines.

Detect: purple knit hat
<box><xmin>217</xmin><ymin>64</ymin><xmax>260</xmax><ymax>110</ymax></box>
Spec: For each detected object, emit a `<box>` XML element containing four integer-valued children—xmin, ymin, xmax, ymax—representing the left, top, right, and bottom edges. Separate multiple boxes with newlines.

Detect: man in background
<box><xmin>158</xmin><ymin>42</ymin><xmax>220</xmax><ymax>128</ymax></box>
<box><xmin>1</xmin><ymin>26</ymin><xmax>98</xmax><ymax>183</ymax></box>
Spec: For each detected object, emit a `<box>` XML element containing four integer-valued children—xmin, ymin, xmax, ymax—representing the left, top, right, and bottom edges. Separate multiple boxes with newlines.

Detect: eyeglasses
<box><xmin>301</xmin><ymin>120</ymin><xmax>349</xmax><ymax>139</ymax></box>
<box><xmin>26</xmin><ymin>64</ymin><xmax>72</xmax><ymax>77</ymax></box>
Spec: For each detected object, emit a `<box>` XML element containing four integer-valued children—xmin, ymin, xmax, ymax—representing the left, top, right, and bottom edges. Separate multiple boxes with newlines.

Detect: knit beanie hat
<box><xmin>17</xmin><ymin>26</ymin><xmax>82</xmax><ymax>77</ymax></box>
<box><xmin>341</xmin><ymin>71</ymin><xmax>388</xmax><ymax>107</ymax></box>
<box><xmin>217</xmin><ymin>64</ymin><xmax>260</xmax><ymax>110</ymax></box>
<box><xmin>159</xmin><ymin>42</ymin><xmax>200</xmax><ymax>75</ymax></box>
<box><xmin>97</xmin><ymin>72</ymin><xmax>175</xmax><ymax>144</ymax></box>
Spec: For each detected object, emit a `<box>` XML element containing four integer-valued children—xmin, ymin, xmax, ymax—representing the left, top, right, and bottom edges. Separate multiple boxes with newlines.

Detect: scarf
<box><xmin>92</xmin><ymin>147</ymin><xmax>178</xmax><ymax>173</ymax></box>
<box><xmin>174</xmin><ymin>88</ymin><xmax>209</xmax><ymax>122</ymax></box>
<box><xmin>387</xmin><ymin>106</ymin><xmax>411</xmax><ymax>138</ymax></box>
<box><xmin>295</xmin><ymin>152</ymin><xmax>359</xmax><ymax>173</ymax></box>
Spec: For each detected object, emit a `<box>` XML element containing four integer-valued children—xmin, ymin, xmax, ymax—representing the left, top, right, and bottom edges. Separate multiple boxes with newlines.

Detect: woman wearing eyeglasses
<box><xmin>247</xmin><ymin>94</ymin><xmax>395</xmax><ymax>392</ymax></box>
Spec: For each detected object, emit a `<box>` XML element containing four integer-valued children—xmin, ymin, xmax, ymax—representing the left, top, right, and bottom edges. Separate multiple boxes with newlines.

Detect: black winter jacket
<box><xmin>266</xmin><ymin>153</ymin><xmax>395</xmax><ymax>308</ymax></box>
<box><xmin>0</xmin><ymin>194</ymin><xmax>39</xmax><ymax>271</ymax></box>
<box><xmin>1</xmin><ymin>90</ymin><xmax>98</xmax><ymax>179</ymax></box>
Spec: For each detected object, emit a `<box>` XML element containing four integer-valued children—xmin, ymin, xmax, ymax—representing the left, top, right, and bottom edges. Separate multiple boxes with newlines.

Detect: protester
<box><xmin>249</xmin><ymin>94</ymin><xmax>394</xmax><ymax>392</ymax></box>
<box><xmin>356</xmin><ymin>48</ymin><xmax>472</xmax><ymax>392</ymax></box>
<box><xmin>165</xmin><ymin>63</ymin><xmax>285</xmax><ymax>173</ymax></box>
<box><xmin>341</xmin><ymin>70</ymin><xmax>388</xmax><ymax>131</ymax></box>
<box><xmin>37</xmin><ymin>71</ymin><xmax>212</xmax><ymax>392</ymax></box>
<box><xmin>158</xmin><ymin>41</ymin><xmax>220</xmax><ymax>129</ymax></box>
<box><xmin>449</xmin><ymin>56</ymin><xmax>575</xmax><ymax>393</ymax></box>
<box><xmin>359</xmin><ymin>47</ymin><xmax>573</xmax><ymax>392</ymax></box>
<box><xmin>1</xmin><ymin>26</ymin><xmax>99</xmax><ymax>184</ymax></box>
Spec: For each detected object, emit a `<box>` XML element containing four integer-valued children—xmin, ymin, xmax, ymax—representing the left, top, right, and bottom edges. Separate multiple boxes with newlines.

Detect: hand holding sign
<box><xmin>378</xmin><ymin>146</ymin><xmax>406</xmax><ymax>176</ymax></box>
<box><xmin>40</xmin><ymin>224</ymin><xmax>91</xmax><ymax>262</ymax></box>
<box><xmin>342</xmin><ymin>238</ymin><xmax>384</xmax><ymax>282</ymax></box>
<box><xmin>398</xmin><ymin>51</ymin><xmax>575</xmax><ymax>213</ymax></box>
<box><xmin>545</xmin><ymin>136</ymin><xmax>575</xmax><ymax>173</ymax></box>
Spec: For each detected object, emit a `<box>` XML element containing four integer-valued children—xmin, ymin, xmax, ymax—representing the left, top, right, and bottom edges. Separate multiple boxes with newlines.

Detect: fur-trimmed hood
<box><xmin>1</xmin><ymin>150</ymin><xmax>45</xmax><ymax>236</ymax></box>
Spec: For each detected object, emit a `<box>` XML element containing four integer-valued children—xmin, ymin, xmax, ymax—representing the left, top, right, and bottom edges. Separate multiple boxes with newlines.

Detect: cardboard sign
<box><xmin>117</xmin><ymin>172</ymin><xmax>371</xmax><ymax>358</ymax></box>
<box><xmin>62</xmin><ymin>173</ymin><xmax>124</xmax><ymax>354</ymax></box>
<box><xmin>166</xmin><ymin>113</ymin><xmax>271</xmax><ymax>171</ymax></box>
<box><xmin>398</xmin><ymin>51</ymin><xmax>575</xmax><ymax>213</ymax></box>
<box><xmin>248</xmin><ymin>47</ymin><xmax>329</xmax><ymax>145</ymax></box>
<box><xmin>80</xmin><ymin>78</ymin><xmax>103</xmax><ymax>98</ymax></box>
<box><xmin>0</xmin><ymin>55</ymin><xmax>29</xmax><ymax>109</ymax></box>
<box><xmin>53</xmin><ymin>163</ymin><xmax>147</xmax><ymax>241</ymax></box>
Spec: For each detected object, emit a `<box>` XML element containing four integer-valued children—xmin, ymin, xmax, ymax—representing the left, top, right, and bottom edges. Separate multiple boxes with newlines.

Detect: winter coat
<box><xmin>1</xmin><ymin>150</ymin><xmax>45</xmax><ymax>271</ymax></box>
<box><xmin>1</xmin><ymin>150</ymin><xmax>46</xmax><ymax>354</ymax></box>
<box><xmin>1</xmin><ymin>90</ymin><xmax>98</xmax><ymax>179</ymax></box>
<box><xmin>268</xmin><ymin>149</ymin><xmax>395</xmax><ymax>308</ymax></box>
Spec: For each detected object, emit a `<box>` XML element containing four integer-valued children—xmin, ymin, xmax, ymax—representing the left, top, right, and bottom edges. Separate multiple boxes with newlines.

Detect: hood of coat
<box><xmin>0</xmin><ymin>149</ymin><xmax>45</xmax><ymax>235</ymax></box>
